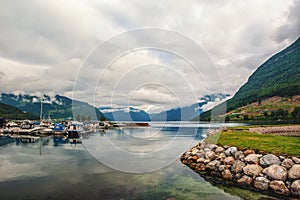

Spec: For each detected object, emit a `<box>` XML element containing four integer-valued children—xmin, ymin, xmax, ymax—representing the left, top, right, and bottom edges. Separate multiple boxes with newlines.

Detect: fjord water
<box><xmin>0</xmin><ymin>122</ymin><xmax>276</xmax><ymax>200</ymax></box>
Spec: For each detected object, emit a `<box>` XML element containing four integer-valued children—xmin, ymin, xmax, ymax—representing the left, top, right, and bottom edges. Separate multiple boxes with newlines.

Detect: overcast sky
<box><xmin>0</xmin><ymin>0</ymin><xmax>299</xmax><ymax>113</ymax></box>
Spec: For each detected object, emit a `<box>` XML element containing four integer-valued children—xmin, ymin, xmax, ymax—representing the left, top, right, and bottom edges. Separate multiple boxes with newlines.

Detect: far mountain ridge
<box><xmin>0</xmin><ymin>93</ymin><xmax>105</xmax><ymax>121</ymax></box>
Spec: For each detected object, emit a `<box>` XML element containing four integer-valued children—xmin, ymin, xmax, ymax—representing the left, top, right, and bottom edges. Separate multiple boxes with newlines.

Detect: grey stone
<box><xmin>269</xmin><ymin>180</ymin><xmax>290</xmax><ymax>195</ymax></box>
<box><xmin>288</xmin><ymin>164</ymin><xmax>300</xmax><ymax>180</ymax></box>
<box><xmin>224</xmin><ymin>156</ymin><xmax>235</xmax><ymax>165</ymax></box>
<box><xmin>231</xmin><ymin>160</ymin><xmax>246</xmax><ymax>174</ymax></box>
<box><xmin>243</xmin><ymin>164</ymin><xmax>263</xmax><ymax>177</ymax></box>
<box><xmin>263</xmin><ymin>164</ymin><xmax>287</xmax><ymax>181</ymax></box>
<box><xmin>234</xmin><ymin>151</ymin><xmax>245</xmax><ymax>161</ymax></box>
<box><xmin>281</xmin><ymin>158</ymin><xmax>294</xmax><ymax>169</ymax></box>
<box><xmin>254</xmin><ymin>177</ymin><xmax>270</xmax><ymax>191</ymax></box>
<box><xmin>225</xmin><ymin>147</ymin><xmax>238</xmax><ymax>156</ymax></box>
<box><xmin>208</xmin><ymin>144</ymin><xmax>218</xmax><ymax>150</ymax></box>
<box><xmin>218</xmin><ymin>165</ymin><xmax>226</xmax><ymax>172</ymax></box>
<box><xmin>245</xmin><ymin>154</ymin><xmax>262</xmax><ymax>164</ymax></box>
<box><xmin>291</xmin><ymin>180</ymin><xmax>300</xmax><ymax>195</ymax></box>
<box><xmin>237</xmin><ymin>175</ymin><xmax>253</xmax><ymax>186</ymax></box>
<box><xmin>217</xmin><ymin>153</ymin><xmax>226</xmax><ymax>160</ymax></box>
<box><xmin>196</xmin><ymin>158</ymin><xmax>205</xmax><ymax>163</ymax></box>
<box><xmin>259</xmin><ymin>154</ymin><xmax>281</xmax><ymax>167</ymax></box>
<box><xmin>292</xmin><ymin>156</ymin><xmax>300</xmax><ymax>164</ymax></box>
<box><xmin>206</xmin><ymin>160</ymin><xmax>221</xmax><ymax>170</ymax></box>
<box><xmin>244</xmin><ymin>149</ymin><xmax>255</xmax><ymax>155</ymax></box>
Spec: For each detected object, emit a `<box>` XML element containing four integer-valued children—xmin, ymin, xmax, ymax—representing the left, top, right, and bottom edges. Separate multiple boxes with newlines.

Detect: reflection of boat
<box><xmin>53</xmin><ymin>124</ymin><xmax>68</xmax><ymax>144</ymax></box>
<box><xmin>67</xmin><ymin>123</ymin><xmax>83</xmax><ymax>144</ymax></box>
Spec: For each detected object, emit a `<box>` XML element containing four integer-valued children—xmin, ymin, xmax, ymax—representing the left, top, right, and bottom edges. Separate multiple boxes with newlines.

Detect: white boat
<box><xmin>18</xmin><ymin>120</ymin><xmax>44</xmax><ymax>136</ymax></box>
<box><xmin>67</xmin><ymin>122</ymin><xmax>83</xmax><ymax>143</ymax></box>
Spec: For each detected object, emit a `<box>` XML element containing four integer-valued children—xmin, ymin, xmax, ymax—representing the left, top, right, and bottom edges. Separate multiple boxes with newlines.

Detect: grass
<box><xmin>205</xmin><ymin>127</ymin><xmax>300</xmax><ymax>156</ymax></box>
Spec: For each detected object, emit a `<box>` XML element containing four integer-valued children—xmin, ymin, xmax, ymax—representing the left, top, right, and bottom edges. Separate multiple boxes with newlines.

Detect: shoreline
<box><xmin>181</xmin><ymin>139</ymin><xmax>300</xmax><ymax>199</ymax></box>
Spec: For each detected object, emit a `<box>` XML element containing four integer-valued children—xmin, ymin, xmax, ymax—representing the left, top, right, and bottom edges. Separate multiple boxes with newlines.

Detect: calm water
<box><xmin>0</xmin><ymin>122</ymin><xmax>277</xmax><ymax>200</ymax></box>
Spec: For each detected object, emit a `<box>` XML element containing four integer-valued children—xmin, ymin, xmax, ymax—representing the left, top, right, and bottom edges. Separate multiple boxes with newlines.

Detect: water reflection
<box><xmin>0</xmin><ymin>123</ymin><xmax>275</xmax><ymax>200</ymax></box>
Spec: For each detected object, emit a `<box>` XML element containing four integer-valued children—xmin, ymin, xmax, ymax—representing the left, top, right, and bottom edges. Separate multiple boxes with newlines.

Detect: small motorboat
<box><xmin>67</xmin><ymin>122</ymin><xmax>83</xmax><ymax>144</ymax></box>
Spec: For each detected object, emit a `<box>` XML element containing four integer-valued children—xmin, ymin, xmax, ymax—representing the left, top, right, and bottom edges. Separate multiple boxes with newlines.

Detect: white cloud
<box><xmin>0</xmin><ymin>0</ymin><xmax>299</xmax><ymax>112</ymax></box>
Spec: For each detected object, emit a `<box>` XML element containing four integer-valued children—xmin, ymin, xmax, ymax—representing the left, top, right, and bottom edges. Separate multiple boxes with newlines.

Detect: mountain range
<box><xmin>99</xmin><ymin>93</ymin><xmax>229</xmax><ymax>121</ymax></box>
<box><xmin>0</xmin><ymin>93</ymin><xmax>105</xmax><ymax>121</ymax></box>
<box><xmin>197</xmin><ymin>37</ymin><xmax>300</xmax><ymax>122</ymax></box>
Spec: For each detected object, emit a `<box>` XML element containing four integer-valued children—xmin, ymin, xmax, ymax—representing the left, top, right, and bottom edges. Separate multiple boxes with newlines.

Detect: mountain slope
<box><xmin>0</xmin><ymin>103</ymin><xmax>38</xmax><ymax>120</ymax></box>
<box><xmin>0</xmin><ymin>93</ymin><xmax>105</xmax><ymax>121</ymax></box>
<box><xmin>151</xmin><ymin>93</ymin><xmax>229</xmax><ymax>121</ymax></box>
<box><xmin>197</xmin><ymin>37</ymin><xmax>300</xmax><ymax>121</ymax></box>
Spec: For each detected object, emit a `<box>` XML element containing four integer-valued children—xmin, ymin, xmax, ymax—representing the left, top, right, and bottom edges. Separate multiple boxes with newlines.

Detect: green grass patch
<box><xmin>205</xmin><ymin>128</ymin><xmax>300</xmax><ymax>156</ymax></box>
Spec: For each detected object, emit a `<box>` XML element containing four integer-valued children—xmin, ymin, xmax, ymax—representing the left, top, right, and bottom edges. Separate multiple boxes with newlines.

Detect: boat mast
<box><xmin>40</xmin><ymin>97</ymin><xmax>43</xmax><ymax>121</ymax></box>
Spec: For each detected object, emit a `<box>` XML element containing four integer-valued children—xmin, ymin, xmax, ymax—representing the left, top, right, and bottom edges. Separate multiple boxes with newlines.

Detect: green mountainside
<box><xmin>197</xmin><ymin>37</ymin><xmax>300</xmax><ymax>122</ymax></box>
<box><xmin>0</xmin><ymin>103</ymin><xmax>38</xmax><ymax>120</ymax></box>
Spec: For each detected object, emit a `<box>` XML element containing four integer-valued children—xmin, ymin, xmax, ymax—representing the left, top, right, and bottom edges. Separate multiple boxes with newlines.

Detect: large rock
<box><xmin>215</xmin><ymin>146</ymin><xmax>224</xmax><ymax>153</ymax></box>
<box><xmin>292</xmin><ymin>156</ymin><xmax>300</xmax><ymax>164</ymax></box>
<box><xmin>231</xmin><ymin>160</ymin><xmax>246</xmax><ymax>174</ymax></box>
<box><xmin>259</xmin><ymin>154</ymin><xmax>281</xmax><ymax>167</ymax></box>
<box><xmin>234</xmin><ymin>151</ymin><xmax>245</xmax><ymax>161</ymax></box>
<box><xmin>225</xmin><ymin>147</ymin><xmax>238</xmax><ymax>156</ymax></box>
<box><xmin>206</xmin><ymin>160</ymin><xmax>221</xmax><ymax>170</ymax></box>
<box><xmin>288</xmin><ymin>164</ymin><xmax>300</xmax><ymax>180</ymax></box>
<box><xmin>263</xmin><ymin>165</ymin><xmax>287</xmax><ymax>181</ymax></box>
<box><xmin>281</xmin><ymin>158</ymin><xmax>294</xmax><ymax>169</ymax></box>
<box><xmin>205</xmin><ymin>151</ymin><xmax>216</xmax><ymax>160</ymax></box>
<box><xmin>245</xmin><ymin>154</ymin><xmax>262</xmax><ymax>164</ymax></box>
<box><xmin>254</xmin><ymin>177</ymin><xmax>270</xmax><ymax>191</ymax></box>
<box><xmin>222</xmin><ymin>169</ymin><xmax>233</xmax><ymax>180</ymax></box>
<box><xmin>244</xmin><ymin>149</ymin><xmax>255</xmax><ymax>155</ymax></box>
<box><xmin>291</xmin><ymin>180</ymin><xmax>300</xmax><ymax>195</ymax></box>
<box><xmin>224</xmin><ymin>156</ymin><xmax>235</xmax><ymax>165</ymax></box>
<box><xmin>237</xmin><ymin>175</ymin><xmax>253</xmax><ymax>186</ymax></box>
<box><xmin>269</xmin><ymin>180</ymin><xmax>290</xmax><ymax>195</ymax></box>
<box><xmin>243</xmin><ymin>164</ymin><xmax>263</xmax><ymax>177</ymax></box>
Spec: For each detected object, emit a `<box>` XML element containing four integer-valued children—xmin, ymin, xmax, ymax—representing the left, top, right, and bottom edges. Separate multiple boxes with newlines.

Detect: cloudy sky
<box><xmin>0</xmin><ymin>0</ymin><xmax>299</xmax><ymax>113</ymax></box>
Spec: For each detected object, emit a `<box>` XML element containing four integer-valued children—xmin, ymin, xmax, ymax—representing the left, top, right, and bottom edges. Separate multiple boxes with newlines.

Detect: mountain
<box><xmin>0</xmin><ymin>103</ymin><xmax>38</xmax><ymax>120</ymax></box>
<box><xmin>151</xmin><ymin>93</ymin><xmax>230</xmax><ymax>121</ymax></box>
<box><xmin>197</xmin><ymin>37</ymin><xmax>300</xmax><ymax>121</ymax></box>
<box><xmin>0</xmin><ymin>93</ymin><xmax>106</xmax><ymax>121</ymax></box>
<box><xmin>99</xmin><ymin>106</ymin><xmax>151</xmax><ymax>121</ymax></box>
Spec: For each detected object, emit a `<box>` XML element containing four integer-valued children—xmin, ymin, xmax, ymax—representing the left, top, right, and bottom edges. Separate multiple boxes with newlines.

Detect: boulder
<box><xmin>218</xmin><ymin>165</ymin><xmax>226</xmax><ymax>172</ymax></box>
<box><xmin>292</xmin><ymin>156</ymin><xmax>300</xmax><ymax>164</ymax></box>
<box><xmin>222</xmin><ymin>169</ymin><xmax>233</xmax><ymax>180</ymax></box>
<box><xmin>237</xmin><ymin>175</ymin><xmax>253</xmax><ymax>186</ymax></box>
<box><xmin>208</xmin><ymin>144</ymin><xmax>218</xmax><ymax>150</ymax></box>
<box><xmin>254</xmin><ymin>177</ymin><xmax>270</xmax><ymax>191</ymax></box>
<box><xmin>259</xmin><ymin>154</ymin><xmax>281</xmax><ymax>167</ymax></box>
<box><xmin>224</xmin><ymin>156</ymin><xmax>235</xmax><ymax>165</ymax></box>
<box><xmin>206</xmin><ymin>160</ymin><xmax>221</xmax><ymax>170</ymax></box>
<box><xmin>231</xmin><ymin>160</ymin><xmax>246</xmax><ymax>174</ymax></box>
<box><xmin>225</xmin><ymin>147</ymin><xmax>238</xmax><ymax>156</ymax></box>
<box><xmin>205</xmin><ymin>151</ymin><xmax>216</xmax><ymax>160</ymax></box>
<box><xmin>288</xmin><ymin>164</ymin><xmax>300</xmax><ymax>180</ymax></box>
<box><xmin>215</xmin><ymin>146</ymin><xmax>224</xmax><ymax>153</ymax></box>
<box><xmin>191</xmin><ymin>149</ymin><xmax>199</xmax><ymax>155</ymax></box>
<box><xmin>244</xmin><ymin>149</ymin><xmax>255</xmax><ymax>155</ymax></box>
<box><xmin>217</xmin><ymin>153</ymin><xmax>226</xmax><ymax>160</ymax></box>
<box><xmin>269</xmin><ymin>180</ymin><xmax>290</xmax><ymax>195</ymax></box>
<box><xmin>281</xmin><ymin>158</ymin><xmax>294</xmax><ymax>169</ymax></box>
<box><xmin>243</xmin><ymin>164</ymin><xmax>263</xmax><ymax>177</ymax></box>
<box><xmin>263</xmin><ymin>165</ymin><xmax>287</xmax><ymax>181</ymax></box>
<box><xmin>196</xmin><ymin>158</ymin><xmax>205</xmax><ymax>163</ymax></box>
<box><xmin>234</xmin><ymin>151</ymin><xmax>245</xmax><ymax>161</ymax></box>
<box><xmin>245</xmin><ymin>154</ymin><xmax>262</xmax><ymax>164</ymax></box>
<box><xmin>291</xmin><ymin>180</ymin><xmax>300</xmax><ymax>195</ymax></box>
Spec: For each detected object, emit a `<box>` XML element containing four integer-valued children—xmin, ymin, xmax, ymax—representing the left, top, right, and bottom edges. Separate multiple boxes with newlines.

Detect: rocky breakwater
<box><xmin>181</xmin><ymin>142</ymin><xmax>300</xmax><ymax>198</ymax></box>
